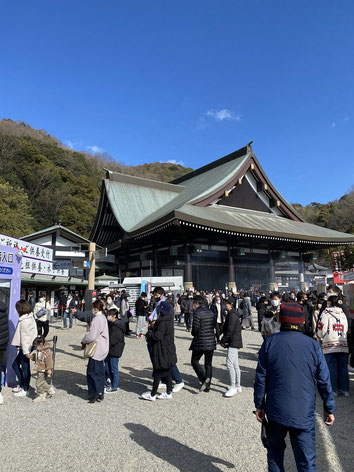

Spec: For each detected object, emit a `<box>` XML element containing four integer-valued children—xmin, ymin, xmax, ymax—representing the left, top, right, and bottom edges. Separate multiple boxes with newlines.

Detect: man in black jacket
<box><xmin>0</xmin><ymin>301</ymin><xmax>9</xmax><ymax>405</ymax></box>
<box><xmin>181</xmin><ymin>292</ymin><xmax>194</xmax><ymax>332</ymax></box>
<box><xmin>190</xmin><ymin>295</ymin><xmax>216</xmax><ymax>393</ymax></box>
<box><xmin>220</xmin><ymin>299</ymin><xmax>243</xmax><ymax>397</ymax></box>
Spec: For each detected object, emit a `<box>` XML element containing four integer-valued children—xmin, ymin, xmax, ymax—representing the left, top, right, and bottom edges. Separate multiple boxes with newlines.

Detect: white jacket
<box><xmin>33</xmin><ymin>301</ymin><xmax>52</xmax><ymax>322</ymax></box>
<box><xmin>11</xmin><ymin>313</ymin><xmax>38</xmax><ymax>355</ymax></box>
<box><xmin>317</xmin><ymin>306</ymin><xmax>348</xmax><ymax>354</ymax></box>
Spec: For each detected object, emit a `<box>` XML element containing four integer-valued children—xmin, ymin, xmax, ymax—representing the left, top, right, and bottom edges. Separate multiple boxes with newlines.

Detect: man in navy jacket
<box><xmin>254</xmin><ymin>302</ymin><xmax>335</xmax><ymax>472</ymax></box>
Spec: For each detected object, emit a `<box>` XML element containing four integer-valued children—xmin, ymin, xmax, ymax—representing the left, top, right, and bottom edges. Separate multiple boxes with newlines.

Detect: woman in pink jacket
<box><xmin>81</xmin><ymin>299</ymin><xmax>109</xmax><ymax>403</ymax></box>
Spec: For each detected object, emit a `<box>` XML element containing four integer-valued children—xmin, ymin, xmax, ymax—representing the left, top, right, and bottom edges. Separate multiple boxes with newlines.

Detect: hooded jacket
<box><xmin>190</xmin><ymin>305</ymin><xmax>216</xmax><ymax>352</ymax></box>
<box><xmin>108</xmin><ymin>319</ymin><xmax>125</xmax><ymax>358</ymax></box>
<box><xmin>220</xmin><ymin>308</ymin><xmax>243</xmax><ymax>349</ymax></box>
<box><xmin>317</xmin><ymin>306</ymin><xmax>348</xmax><ymax>354</ymax></box>
<box><xmin>11</xmin><ymin>313</ymin><xmax>37</xmax><ymax>355</ymax></box>
<box><xmin>146</xmin><ymin>313</ymin><xmax>177</xmax><ymax>371</ymax></box>
<box><xmin>30</xmin><ymin>342</ymin><xmax>53</xmax><ymax>371</ymax></box>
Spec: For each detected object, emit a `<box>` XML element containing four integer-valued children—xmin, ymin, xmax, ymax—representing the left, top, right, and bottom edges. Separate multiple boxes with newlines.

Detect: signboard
<box><xmin>53</xmin><ymin>260</ymin><xmax>72</xmax><ymax>270</ymax></box>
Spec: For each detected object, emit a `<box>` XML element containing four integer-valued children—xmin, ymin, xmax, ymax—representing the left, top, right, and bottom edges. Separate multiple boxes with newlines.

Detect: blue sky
<box><xmin>1</xmin><ymin>1</ymin><xmax>353</xmax><ymax>205</ymax></box>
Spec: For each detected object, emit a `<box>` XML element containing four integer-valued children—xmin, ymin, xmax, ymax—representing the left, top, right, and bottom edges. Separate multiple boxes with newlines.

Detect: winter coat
<box><xmin>210</xmin><ymin>302</ymin><xmax>227</xmax><ymax>324</ymax></box>
<box><xmin>220</xmin><ymin>308</ymin><xmax>243</xmax><ymax>349</ymax></box>
<box><xmin>108</xmin><ymin>319</ymin><xmax>125</xmax><ymax>358</ymax></box>
<box><xmin>190</xmin><ymin>305</ymin><xmax>216</xmax><ymax>352</ymax></box>
<box><xmin>81</xmin><ymin>312</ymin><xmax>109</xmax><ymax>361</ymax></box>
<box><xmin>11</xmin><ymin>313</ymin><xmax>37</xmax><ymax>355</ymax></box>
<box><xmin>135</xmin><ymin>297</ymin><xmax>148</xmax><ymax>317</ymax></box>
<box><xmin>33</xmin><ymin>300</ymin><xmax>52</xmax><ymax>322</ymax></box>
<box><xmin>317</xmin><ymin>307</ymin><xmax>348</xmax><ymax>354</ymax></box>
<box><xmin>74</xmin><ymin>310</ymin><xmax>93</xmax><ymax>325</ymax></box>
<box><xmin>64</xmin><ymin>297</ymin><xmax>76</xmax><ymax>311</ymax></box>
<box><xmin>254</xmin><ymin>330</ymin><xmax>335</xmax><ymax>430</ymax></box>
<box><xmin>106</xmin><ymin>302</ymin><xmax>119</xmax><ymax>314</ymax></box>
<box><xmin>120</xmin><ymin>298</ymin><xmax>130</xmax><ymax>323</ymax></box>
<box><xmin>0</xmin><ymin>301</ymin><xmax>9</xmax><ymax>352</ymax></box>
<box><xmin>146</xmin><ymin>314</ymin><xmax>177</xmax><ymax>371</ymax></box>
<box><xmin>30</xmin><ymin>343</ymin><xmax>53</xmax><ymax>372</ymax></box>
<box><xmin>28</xmin><ymin>296</ymin><xmax>36</xmax><ymax>309</ymax></box>
<box><xmin>181</xmin><ymin>297</ymin><xmax>194</xmax><ymax>314</ymax></box>
<box><xmin>242</xmin><ymin>297</ymin><xmax>252</xmax><ymax>318</ymax></box>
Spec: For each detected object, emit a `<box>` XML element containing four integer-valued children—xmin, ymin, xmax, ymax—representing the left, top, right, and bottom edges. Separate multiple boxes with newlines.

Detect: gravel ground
<box><xmin>1</xmin><ymin>314</ymin><xmax>353</xmax><ymax>472</ymax></box>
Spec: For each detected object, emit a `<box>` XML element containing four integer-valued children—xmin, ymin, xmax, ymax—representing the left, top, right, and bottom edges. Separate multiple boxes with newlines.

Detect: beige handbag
<box><xmin>83</xmin><ymin>340</ymin><xmax>98</xmax><ymax>359</ymax></box>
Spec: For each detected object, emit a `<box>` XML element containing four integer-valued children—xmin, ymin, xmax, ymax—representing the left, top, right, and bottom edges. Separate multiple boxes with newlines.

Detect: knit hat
<box><xmin>157</xmin><ymin>301</ymin><xmax>171</xmax><ymax>316</ymax></box>
<box><xmin>279</xmin><ymin>302</ymin><xmax>305</xmax><ymax>325</ymax></box>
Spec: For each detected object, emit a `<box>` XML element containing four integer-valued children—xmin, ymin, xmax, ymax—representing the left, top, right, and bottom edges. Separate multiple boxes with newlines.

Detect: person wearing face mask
<box><xmin>106</xmin><ymin>294</ymin><xmax>118</xmax><ymax>313</ymax></box>
<box><xmin>33</xmin><ymin>294</ymin><xmax>52</xmax><ymax>338</ymax></box>
<box><xmin>297</xmin><ymin>292</ymin><xmax>313</xmax><ymax>337</ymax></box>
<box><xmin>63</xmin><ymin>292</ymin><xmax>76</xmax><ymax>329</ymax></box>
<box><xmin>269</xmin><ymin>292</ymin><xmax>281</xmax><ymax>320</ymax></box>
<box><xmin>81</xmin><ymin>299</ymin><xmax>109</xmax><ymax>403</ymax></box>
<box><xmin>181</xmin><ymin>292</ymin><xmax>195</xmax><ymax>332</ymax></box>
<box><xmin>135</xmin><ymin>292</ymin><xmax>148</xmax><ymax>338</ymax></box>
<box><xmin>104</xmin><ymin>308</ymin><xmax>125</xmax><ymax>394</ymax></box>
<box><xmin>241</xmin><ymin>292</ymin><xmax>255</xmax><ymax>330</ymax></box>
<box><xmin>211</xmin><ymin>296</ymin><xmax>227</xmax><ymax>342</ymax></box>
<box><xmin>312</xmin><ymin>296</ymin><xmax>325</xmax><ymax>341</ymax></box>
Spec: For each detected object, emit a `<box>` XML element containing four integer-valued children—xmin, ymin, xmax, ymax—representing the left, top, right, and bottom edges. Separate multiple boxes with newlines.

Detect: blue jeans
<box><xmin>12</xmin><ymin>350</ymin><xmax>31</xmax><ymax>391</ymax></box>
<box><xmin>171</xmin><ymin>364</ymin><xmax>183</xmax><ymax>384</ymax></box>
<box><xmin>87</xmin><ymin>358</ymin><xmax>105</xmax><ymax>397</ymax></box>
<box><xmin>63</xmin><ymin>310</ymin><xmax>73</xmax><ymax>328</ymax></box>
<box><xmin>325</xmin><ymin>352</ymin><xmax>349</xmax><ymax>393</ymax></box>
<box><xmin>267</xmin><ymin>421</ymin><xmax>316</xmax><ymax>472</ymax></box>
<box><xmin>105</xmin><ymin>355</ymin><xmax>119</xmax><ymax>390</ymax></box>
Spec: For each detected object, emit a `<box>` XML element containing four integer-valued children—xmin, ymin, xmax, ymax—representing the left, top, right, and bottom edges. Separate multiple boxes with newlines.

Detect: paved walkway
<box><xmin>1</xmin><ymin>317</ymin><xmax>353</xmax><ymax>472</ymax></box>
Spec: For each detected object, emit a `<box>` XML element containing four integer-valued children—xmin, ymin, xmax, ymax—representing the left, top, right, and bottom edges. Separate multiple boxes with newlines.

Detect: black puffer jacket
<box><xmin>220</xmin><ymin>308</ymin><xmax>243</xmax><ymax>349</ymax></box>
<box><xmin>108</xmin><ymin>319</ymin><xmax>125</xmax><ymax>358</ymax></box>
<box><xmin>146</xmin><ymin>314</ymin><xmax>177</xmax><ymax>371</ymax></box>
<box><xmin>190</xmin><ymin>305</ymin><xmax>216</xmax><ymax>352</ymax></box>
<box><xmin>0</xmin><ymin>301</ymin><xmax>9</xmax><ymax>351</ymax></box>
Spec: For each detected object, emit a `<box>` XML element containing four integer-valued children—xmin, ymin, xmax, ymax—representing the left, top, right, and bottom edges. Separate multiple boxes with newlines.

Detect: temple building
<box><xmin>91</xmin><ymin>143</ymin><xmax>354</xmax><ymax>291</ymax></box>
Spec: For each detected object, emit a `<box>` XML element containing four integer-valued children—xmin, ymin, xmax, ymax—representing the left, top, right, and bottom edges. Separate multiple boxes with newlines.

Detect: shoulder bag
<box><xmin>83</xmin><ymin>340</ymin><xmax>98</xmax><ymax>358</ymax></box>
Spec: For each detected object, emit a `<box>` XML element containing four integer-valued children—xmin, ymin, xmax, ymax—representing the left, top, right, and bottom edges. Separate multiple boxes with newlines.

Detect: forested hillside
<box><xmin>0</xmin><ymin>120</ymin><xmax>192</xmax><ymax>238</ymax></box>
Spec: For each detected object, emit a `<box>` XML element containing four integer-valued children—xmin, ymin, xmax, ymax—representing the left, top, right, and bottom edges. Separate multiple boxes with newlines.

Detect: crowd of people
<box><xmin>0</xmin><ymin>282</ymin><xmax>353</xmax><ymax>471</ymax></box>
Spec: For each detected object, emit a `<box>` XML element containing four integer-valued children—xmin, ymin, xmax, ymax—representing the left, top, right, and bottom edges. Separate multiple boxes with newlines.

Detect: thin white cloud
<box><xmin>65</xmin><ymin>140</ymin><xmax>75</xmax><ymax>149</ymax></box>
<box><xmin>206</xmin><ymin>108</ymin><xmax>242</xmax><ymax>122</ymax></box>
<box><xmin>159</xmin><ymin>159</ymin><xmax>185</xmax><ymax>166</ymax></box>
<box><xmin>86</xmin><ymin>145</ymin><xmax>105</xmax><ymax>154</ymax></box>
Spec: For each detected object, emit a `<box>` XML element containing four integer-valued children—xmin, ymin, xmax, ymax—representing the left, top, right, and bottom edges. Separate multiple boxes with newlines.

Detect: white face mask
<box><xmin>107</xmin><ymin>300</ymin><xmax>113</xmax><ymax>305</ymax></box>
<box><xmin>39</xmin><ymin>297</ymin><xmax>44</xmax><ymax>303</ymax></box>
<box><xmin>271</xmin><ymin>299</ymin><xmax>280</xmax><ymax>307</ymax></box>
<box><xmin>326</xmin><ymin>292</ymin><xmax>333</xmax><ymax>298</ymax></box>
<box><xmin>107</xmin><ymin>315</ymin><xmax>113</xmax><ymax>322</ymax></box>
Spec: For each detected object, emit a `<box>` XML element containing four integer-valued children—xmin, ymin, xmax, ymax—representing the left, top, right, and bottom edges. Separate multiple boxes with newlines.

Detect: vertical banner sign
<box><xmin>333</xmin><ymin>252</ymin><xmax>339</xmax><ymax>271</ymax></box>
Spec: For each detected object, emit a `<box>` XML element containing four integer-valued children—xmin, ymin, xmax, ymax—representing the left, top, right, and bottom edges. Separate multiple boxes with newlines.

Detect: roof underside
<box><xmin>91</xmin><ymin>145</ymin><xmax>354</xmax><ymax>247</ymax></box>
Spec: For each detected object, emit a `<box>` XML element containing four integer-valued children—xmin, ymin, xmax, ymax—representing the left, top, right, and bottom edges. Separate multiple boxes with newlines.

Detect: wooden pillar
<box><xmin>184</xmin><ymin>244</ymin><xmax>193</xmax><ymax>290</ymax></box>
<box><xmin>269</xmin><ymin>252</ymin><xmax>277</xmax><ymax>291</ymax></box>
<box><xmin>227</xmin><ymin>247</ymin><xmax>236</xmax><ymax>291</ymax></box>
<box><xmin>85</xmin><ymin>242</ymin><xmax>96</xmax><ymax>310</ymax></box>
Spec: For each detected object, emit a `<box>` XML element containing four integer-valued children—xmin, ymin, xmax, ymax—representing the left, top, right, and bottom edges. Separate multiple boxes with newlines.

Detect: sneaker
<box><xmin>236</xmin><ymin>386</ymin><xmax>242</xmax><ymax>393</ymax></box>
<box><xmin>333</xmin><ymin>392</ymin><xmax>338</xmax><ymax>397</ymax></box>
<box><xmin>348</xmin><ymin>365</ymin><xmax>354</xmax><ymax>373</ymax></box>
<box><xmin>13</xmin><ymin>388</ymin><xmax>27</xmax><ymax>397</ymax></box>
<box><xmin>224</xmin><ymin>387</ymin><xmax>238</xmax><ymax>397</ymax></box>
<box><xmin>342</xmin><ymin>392</ymin><xmax>350</xmax><ymax>397</ymax></box>
<box><xmin>141</xmin><ymin>391</ymin><xmax>156</xmax><ymax>402</ymax></box>
<box><xmin>199</xmin><ymin>378</ymin><xmax>210</xmax><ymax>393</ymax></box>
<box><xmin>33</xmin><ymin>394</ymin><xmax>46</xmax><ymax>403</ymax></box>
<box><xmin>105</xmin><ymin>389</ymin><xmax>117</xmax><ymax>395</ymax></box>
<box><xmin>12</xmin><ymin>386</ymin><xmax>22</xmax><ymax>393</ymax></box>
<box><xmin>46</xmin><ymin>394</ymin><xmax>53</xmax><ymax>399</ymax></box>
<box><xmin>172</xmin><ymin>382</ymin><xmax>185</xmax><ymax>393</ymax></box>
<box><xmin>96</xmin><ymin>394</ymin><xmax>104</xmax><ymax>402</ymax></box>
<box><xmin>0</xmin><ymin>392</ymin><xmax>3</xmax><ymax>405</ymax></box>
<box><xmin>158</xmin><ymin>392</ymin><xmax>172</xmax><ymax>400</ymax></box>
<box><xmin>48</xmin><ymin>385</ymin><xmax>55</xmax><ymax>395</ymax></box>
<box><xmin>158</xmin><ymin>382</ymin><xmax>167</xmax><ymax>390</ymax></box>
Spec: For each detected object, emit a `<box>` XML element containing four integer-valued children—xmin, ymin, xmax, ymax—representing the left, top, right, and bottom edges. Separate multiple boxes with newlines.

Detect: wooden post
<box><xmin>85</xmin><ymin>242</ymin><xmax>96</xmax><ymax>310</ymax></box>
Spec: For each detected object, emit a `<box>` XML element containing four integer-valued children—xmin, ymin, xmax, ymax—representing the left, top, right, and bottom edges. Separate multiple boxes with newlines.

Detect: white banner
<box><xmin>0</xmin><ymin>233</ymin><xmax>53</xmax><ymax>261</ymax></box>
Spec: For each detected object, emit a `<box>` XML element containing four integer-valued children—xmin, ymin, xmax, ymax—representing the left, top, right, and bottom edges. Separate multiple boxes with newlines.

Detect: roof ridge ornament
<box><xmin>247</xmin><ymin>141</ymin><xmax>254</xmax><ymax>153</ymax></box>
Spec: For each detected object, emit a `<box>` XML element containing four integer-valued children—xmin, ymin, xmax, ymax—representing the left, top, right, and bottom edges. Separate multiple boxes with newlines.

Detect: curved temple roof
<box><xmin>91</xmin><ymin>144</ymin><xmax>354</xmax><ymax>247</ymax></box>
